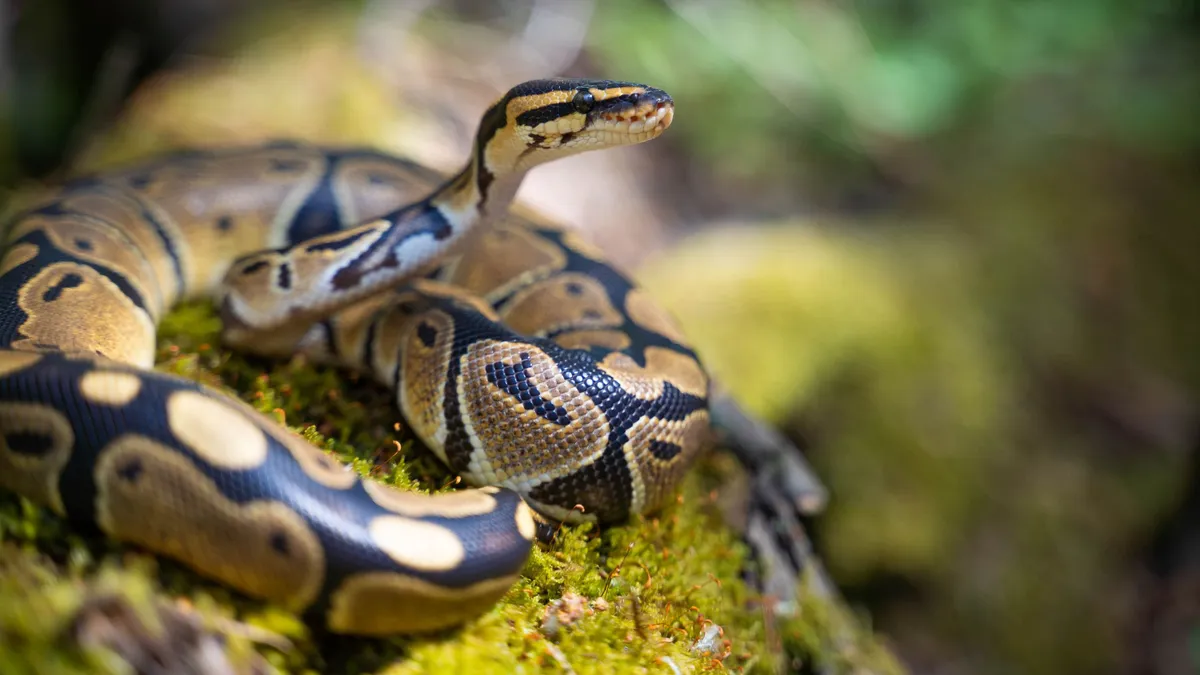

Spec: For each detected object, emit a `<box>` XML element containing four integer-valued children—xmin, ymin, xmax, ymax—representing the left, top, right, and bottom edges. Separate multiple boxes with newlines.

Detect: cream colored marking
<box><xmin>600</xmin><ymin>347</ymin><xmax>709</xmax><ymax>400</ymax></box>
<box><xmin>167</xmin><ymin>390</ymin><xmax>268</xmax><ymax>469</ymax></box>
<box><xmin>515</xmin><ymin>502</ymin><xmax>538</xmax><ymax>541</ymax></box>
<box><xmin>553</xmin><ymin>329</ymin><xmax>631</xmax><ymax>352</ymax></box>
<box><xmin>327</xmin><ymin>572</ymin><xmax>520</xmax><ymax>635</ymax></box>
<box><xmin>13</xmin><ymin>263</ymin><xmax>156</xmax><ymax>368</ymax></box>
<box><xmin>362</xmin><ymin>480</ymin><xmax>498</xmax><ymax>518</ymax></box>
<box><xmin>30</xmin><ymin>216</ymin><xmax>165</xmax><ymax>316</ymax></box>
<box><xmin>265</xmin><ymin>426</ymin><xmax>357</xmax><ymax>490</ymax></box>
<box><xmin>457</xmin><ymin>340</ymin><xmax>611</xmax><ymax>489</ymax></box>
<box><xmin>94</xmin><ymin>435</ymin><xmax>324</xmax><ymax>610</ymax></box>
<box><xmin>559</xmin><ymin>230</ymin><xmax>606</xmax><ymax>260</ymax></box>
<box><xmin>620</xmin><ymin>410</ymin><xmax>712</xmax><ymax>515</ymax></box>
<box><xmin>624</xmin><ymin>289</ymin><xmax>690</xmax><ymax>346</ymax></box>
<box><xmin>0</xmin><ymin>242</ymin><xmax>39</xmax><ymax>276</ymax></box>
<box><xmin>395</xmin><ymin>307</ymin><xmax>454</xmax><ymax>457</ymax></box>
<box><xmin>0</xmin><ymin>351</ymin><xmax>42</xmax><ymax>379</ymax></box>
<box><xmin>523</xmin><ymin>496</ymin><xmax>598</xmax><ymax>525</ymax></box>
<box><xmin>79</xmin><ymin>371</ymin><xmax>143</xmax><ymax>406</ymax></box>
<box><xmin>410</xmin><ymin>279</ymin><xmax>501</xmax><ymax>320</ymax></box>
<box><xmin>0</xmin><ymin>402</ymin><xmax>74</xmax><ymax>516</ymax></box>
<box><xmin>368</xmin><ymin>515</ymin><xmax>465</xmax><ymax>572</ymax></box>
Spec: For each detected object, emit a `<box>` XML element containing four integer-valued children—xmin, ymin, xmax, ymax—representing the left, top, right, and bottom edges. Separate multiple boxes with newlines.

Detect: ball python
<box><xmin>0</xmin><ymin>78</ymin><xmax>713</xmax><ymax>635</ymax></box>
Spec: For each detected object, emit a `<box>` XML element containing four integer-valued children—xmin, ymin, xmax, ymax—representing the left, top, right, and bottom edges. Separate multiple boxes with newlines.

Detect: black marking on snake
<box><xmin>286</xmin><ymin>155</ymin><xmax>343</xmax><ymax>244</ymax></box>
<box><xmin>361</xmin><ymin>313</ymin><xmax>381</xmax><ymax>376</ymax></box>
<box><xmin>304</xmin><ymin>227</ymin><xmax>374</xmax><ymax>253</ymax></box>
<box><xmin>318</xmin><ymin>319</ymin><xmax>339</xmax><ymax>361</ymax></box>
<box><xmin>126</xmin><ymin>173</ymin><xmax>153</xmax><ymax>190</ymax></box>
<box><xmin>117</xmin><ymin>457</ymin><xmax>144</xmax><ymax>483</ymax></box>
<box><xmin>416</xmin><ymin>321</ymin><xmax>437</xmax><ymax>348</ymax></box>
<box><xmin>485</xmin><ymin>353</ymin><xmax>572</xmax><ymax>426</ymax></box>
<box><xmin>330</xmin><ymin>210</ymin><xmax>450</xmax><ymax>290</ymax></box>
<box><xmin>277</xmin><ymin>263</ymin><xmax>292</xmax><ymax>290</ymax></box>
<box><xmin>270</xmin><ymin>158</ymin><xmax>307</xmax><ymax>173</ymax></box>
<box><xmin>559</xmin><ymin>132</ymin><xmax>576</xmax><ymax>145</ymax></box>
<box><xmin>564</xmin><ymin>282</ymin><xmax>584</xmax><ymax>296</ymax></box>
<box><xmin>43</xmin><ymin>273</ymin><xmax>83</xmax><ymax>302</ymax></box>
<box><xmin>367</xmin><ymin>172</ymin><xmax>393</xmax><ymax>185</ymax></box>
<box><xmin>583</xmin><ymin>310</ymin><xmax>602</xmax><ymax>321</ymax></box>
<box><xmin>534</xmin><ymin>227</ymin><xmax>699</xmax><ymax>369</ymax></box>
<box><xmin>515</xmin><ymin>103</ymin><xmax>576</xmax><ymax>129</ymax></box>
<box><xmin>429</xmin><ymin>208</ymin><xmax>454</xmax><ymax>241</ymax></box>
<box><xmin>270</xmin><ymin>531</ymin><xmax>290</xmax><ymax>556</ymax></box>
<box><xmin>216</xmin><ymin>216</ymin><xmax>234</xmax><ymax>233</ymax></box>
<box><xmin>22</xmin><ymin>186</ymin><xmax>184</xmax><ymax>295</ymax></box>
<box><xmin>529</xmin><ymin>134</ymin><xmax>546</xmax><ymax>147</ymax></box>
<box><xmin>4</xmin><ymin>431</ymin><xmax>54</xmax><ymax>456</ymax></box>
<box><xmin>74</xmin><ymin>238</ymin><xmax>94</xmax><ymax>252</ymax></box>
<box><xmin>474</xmin><ymin>99</ymin><xmax>507</xmax><ymax>196</ymax></box>
<box><xmin>648</xmin><ymin>440</ymin><xmax>682</xmax><ymax>461</ymax></box>
<box><xmin>240</xmin><ymin>260</ymin><xmax>269</xmax><ymax>276</ymax></box>
<box><xmin>113</xmin><ymin>191</ymin><xmax>185</xmax><ymax>293</ymax></box>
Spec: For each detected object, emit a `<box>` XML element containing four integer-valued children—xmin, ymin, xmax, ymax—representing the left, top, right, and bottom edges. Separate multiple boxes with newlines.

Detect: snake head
<box><xmin>479</xmin><ymin>78</ymin><xmax>674</xmax><ymax>174</ymax></box>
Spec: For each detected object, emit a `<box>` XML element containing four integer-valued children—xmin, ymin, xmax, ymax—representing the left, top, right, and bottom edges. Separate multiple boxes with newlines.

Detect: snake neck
<box><xmin>428</xmin><ymin>156</ymin><xmax>526</xmax><ymax>236</ymax></box>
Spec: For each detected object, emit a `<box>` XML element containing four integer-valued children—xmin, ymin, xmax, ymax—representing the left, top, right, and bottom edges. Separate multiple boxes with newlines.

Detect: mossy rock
<box><xmin>0</xmin><ymin>299</ymin><xmax>904</xmax><ymax>674</ymax></box>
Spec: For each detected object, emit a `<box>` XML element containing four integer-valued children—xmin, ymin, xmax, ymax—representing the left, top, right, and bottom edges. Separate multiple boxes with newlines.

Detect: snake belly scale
<box><xmin>0</xmin><ymin>78</ymin><xmax>711</xmax><ymax>635</ymax></box>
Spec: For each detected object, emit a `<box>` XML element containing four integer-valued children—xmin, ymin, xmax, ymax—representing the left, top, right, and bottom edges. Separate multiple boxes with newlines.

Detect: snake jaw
<box><xmin>585</xmin><ymin>86</ymin><xmax>674</xmax><ymax>141</ymax></box>
<box><xmin>590</xmin><ymin>100</ymin><xmax>674</xmax><ymax>140</ymax></box>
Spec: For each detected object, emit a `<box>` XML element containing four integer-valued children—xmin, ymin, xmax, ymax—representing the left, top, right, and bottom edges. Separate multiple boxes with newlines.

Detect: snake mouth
<box><xmin>585</xmin><ymin>84</ymin><xmax>674</xmax><ymax>140</ymax></box>
<box><xmin>589</xmin><ymin>93</ymin><xmax>675</xmax><ymax>140</ymax></box>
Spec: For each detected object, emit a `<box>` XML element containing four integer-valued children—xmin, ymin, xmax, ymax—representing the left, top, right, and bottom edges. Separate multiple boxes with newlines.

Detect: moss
<box><xmin>637</xmin><ymin>221</ymin><xmax>1189</xmax><ymax>675</ymax></box>
<box><xmin>0</xmin><ymin>299</ymin><xmax>897</xmax><ymax>674</ymax></box>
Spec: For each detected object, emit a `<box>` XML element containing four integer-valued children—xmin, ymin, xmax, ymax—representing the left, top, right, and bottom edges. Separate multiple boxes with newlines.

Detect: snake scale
<box><xmin>0</xmin><ymin>78</ymin><xmax>715</xmax><ymax>635</ymax></box>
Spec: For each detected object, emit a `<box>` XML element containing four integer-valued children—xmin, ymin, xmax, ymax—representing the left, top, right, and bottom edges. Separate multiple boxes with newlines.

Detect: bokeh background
<box><xmin>2</xmin><ymin>1</ymin><xmax>1198</xmax><ymax>674</ymax></box>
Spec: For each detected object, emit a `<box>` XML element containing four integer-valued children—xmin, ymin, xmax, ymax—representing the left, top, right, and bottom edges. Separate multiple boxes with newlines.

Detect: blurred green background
<box><xmin>1</xmin><ymin>1</ymin><xmax>1197</xmax><ymax>674</ymax></box>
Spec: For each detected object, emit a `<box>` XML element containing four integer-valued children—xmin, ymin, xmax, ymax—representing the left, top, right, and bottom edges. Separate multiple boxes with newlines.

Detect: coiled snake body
<box><xmin>0</xmin><ymin>79</ymin><xmax>712</xmax><ymax>634</ymax></box>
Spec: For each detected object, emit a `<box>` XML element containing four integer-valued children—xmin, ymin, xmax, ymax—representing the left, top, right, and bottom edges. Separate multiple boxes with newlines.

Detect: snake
<box><xmin>0</xmin><ymin>78</ymin><xmax>713</xmax><ymax>635</ymax></box>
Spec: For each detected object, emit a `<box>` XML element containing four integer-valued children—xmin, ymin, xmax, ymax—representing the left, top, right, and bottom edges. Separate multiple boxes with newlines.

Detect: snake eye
<box><xmin>572</xmin><ymin>90</ymin><xmax>595</xmax><ymax>114</ymax></box>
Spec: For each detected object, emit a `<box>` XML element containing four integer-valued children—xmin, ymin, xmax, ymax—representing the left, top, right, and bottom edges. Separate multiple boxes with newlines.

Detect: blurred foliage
<box><xmin>587</xmin><ymin>0</ymin><xmax>1198</xmax><ymax>208</ymax></box>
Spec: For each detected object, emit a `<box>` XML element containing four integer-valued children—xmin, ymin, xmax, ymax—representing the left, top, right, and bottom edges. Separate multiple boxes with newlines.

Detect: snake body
<box><xmin>0</xmin><ymin>79</ymin><xmax>711</xmax><ymax>635</ymax></box>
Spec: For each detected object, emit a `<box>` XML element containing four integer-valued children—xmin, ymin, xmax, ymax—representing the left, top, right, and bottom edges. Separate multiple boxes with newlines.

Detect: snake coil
<box><xmin>0</xmin><ymin>78</ymin><xmax>710</xmax><ymax>635</ymax></box>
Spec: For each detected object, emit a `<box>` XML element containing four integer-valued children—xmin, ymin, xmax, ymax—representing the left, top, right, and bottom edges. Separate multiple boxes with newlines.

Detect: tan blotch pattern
<box><xmin>621</xmin><ymin>411</ymin><xmax>712</xmax><ymax>514</ymax></box>
<box><xmin>394</xmin><ymin>309</ymin><xmax>455</xmax><ymax>459</ymax></box>
<box><xmin>362</xmin><ymin>480</ymin><xmax>498</xmax><ymax>518</ymax></box>
<box><xmin>500</xmin><ymin>273</ymin><xmax>623</xmax><ymax>337</ymax></box>
<box><xmin>369</xmin><ymin>516</ymin><xmax>465</xmax><ymax>572</ymax></box>
<box><xmin>624</xmin><ymin>289</ymin><xmax>691</xmax><ymax>347</ymax></box>
<box><xmin>0</xmin><ymin>242</ymin><xmax>39</xmax><ymax>276</ymax></box>
<box><xmin>269</xmin><ymin>424</ymin><xmax>357</xmax><ymax>490</ymax></box>
<box><xmin>459</xmin><ymin>341</ymin><xmax>609</xmax><ymax>486</ymax></box>
<box><xmin>0</xmin><ymin>350</ymin><xmax>43</xmax><ymax>379</ymax></box>
<box><xmin>221</xmin><ymin>220</ymin><xmax>388</xmax><ymax>329</ymax></box>
<box><xmin>325</xmin><ymin>293</ymin><xmax>395</xmax><ymax>366</ymax></box>
<box><xmin>600</xmin><ymin>347</ymin><xmax>709</xmax><ymax>400</ymax></box>
<box><xmin>0</xmin><ymin>402</ymin><xmax>75</xmax><ymax>516</ymax></box>
<box><xmin>115</xmin><ymin>147</ymin><xmax>329</xmax><ymax>295</ymax></box>
<box><xmin>409</xmin><ymin>279</ymin><xmax>501</xmax><ymax>321</ymax></box>
<box><xmin>327</xmin><ymin>571</ymin><xmax>519</xmax><ymax>635</ymax></box>
<box><xmin>332</xmin><ymin>156</ymin><xmax>433</xmax><ymax>226</ymax></box>
<box><xmin>79</xmin><ymin>370</ymin><xmax>143</xmax><ymax>407</ymax></box>
<box><xmin>18</xmin><ymin>216</ymin><xmax>166</xmax><ymax>316</ymax></box>
<box><xmin>167</xmin><ymin>390</ymin><xmax>268</xmax><ymax>470</ymax></box>
<box><xmin>438</xmin><ymin>224</ymin><xmax>566</xmax><ymax>302</ymax></box>
<box><xmin>558</xmin><ymin>229</ymin><xmax>607</xmax><ymax>261</ymax></box>
<box><xmin>55</xmin><ymin>190</ymin><xmax>183</xmax><ymax>302</ymax></box>
<box><xmin>13</xmin><ymin>263</ymin><xmax>156</xmax><ymax>368</ymax></box>
<box><xmin>95</xmin><ymin>435</ymin><xmax>325</xmax><ymax>610</ymax></box>
<box><xmin>552</xmin><ymin>329</ymin><xmax>632</xmax><ymax>352</ymax></box>
<box><xmin>515</xmin><ymin>501</ymin><xmax>538</xmax><ymax>540</ymax></box>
